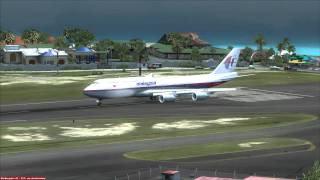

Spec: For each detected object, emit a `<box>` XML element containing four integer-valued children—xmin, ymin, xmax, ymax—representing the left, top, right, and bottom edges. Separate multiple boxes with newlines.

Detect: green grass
<box><xmin>222</xmin><ymin>71</ymin><xmax>320</xmax><ymax>87</ymax></box>
<box><xmin>0</xmin><ymin>113</ymin><xmax>317</xmax><ymax>154</ymax></box>
<box><xmin>124</xmin><ymin>138</ymin><xmax>311</xmax><ymax>161</ymax></box>
<box><xmin>1</xmin><ymin>71</ymin><xmax>319</xmax><ymax>104</ymax></box>
<box><xmin>0</xmin><ymin>81</ymin><xmax>90</xmax><ymax>103</ymax></box>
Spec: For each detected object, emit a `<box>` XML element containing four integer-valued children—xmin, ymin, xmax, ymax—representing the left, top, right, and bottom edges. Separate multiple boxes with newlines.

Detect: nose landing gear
<box><xmin>96</xmin><ymin>99</ymin><xmax>102</xmax><ymax>106</ymax></box>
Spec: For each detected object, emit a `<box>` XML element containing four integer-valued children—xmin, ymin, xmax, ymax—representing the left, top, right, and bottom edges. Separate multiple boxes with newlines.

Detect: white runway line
<box><xmin>247</xmin><ymin>88</ymin><xmax>315</xmax><ymax>98</ymax></box>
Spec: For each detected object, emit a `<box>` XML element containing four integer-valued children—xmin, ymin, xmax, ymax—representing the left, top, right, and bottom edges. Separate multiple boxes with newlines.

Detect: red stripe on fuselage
<box><xmin>189</xmin><ymin>81</ymin><xmax>226</xmax><ymax>88</ymax></box>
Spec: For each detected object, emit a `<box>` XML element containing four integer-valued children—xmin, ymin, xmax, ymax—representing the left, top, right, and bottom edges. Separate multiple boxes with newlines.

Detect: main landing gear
<box><xmin>150</xmin><ymin>96</ymin><xmax>157</xmax><ymax>101</ymax></box>
<box><xmin>96</xmin><ymin>99</ymin><xmax>102</xmax><ymax>106</ymax></box>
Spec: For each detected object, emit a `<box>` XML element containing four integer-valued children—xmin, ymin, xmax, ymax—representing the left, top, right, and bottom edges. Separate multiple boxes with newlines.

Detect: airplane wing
<box><xmin>142</xmin><ymin>88</ymin><xmax>236</xmax><ymax>103</ymax></box>
<box><xmin>144</xmin><ymin>88</ymin><xmax>236</xmax><ymax>96</ymax></box>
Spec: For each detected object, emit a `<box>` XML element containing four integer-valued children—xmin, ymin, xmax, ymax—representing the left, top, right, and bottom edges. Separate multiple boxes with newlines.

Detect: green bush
<box><xmin>303</xmin><ymin>161</ymin><xmax>320</xmax><ymax>180</ymax></box>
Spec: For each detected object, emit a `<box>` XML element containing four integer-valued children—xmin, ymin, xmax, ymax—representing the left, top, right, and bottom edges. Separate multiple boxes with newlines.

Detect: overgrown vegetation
<box><xmin>303</xmin><ymin>161</ymin><xmax>320</xmax><ymax>180</ymax></box>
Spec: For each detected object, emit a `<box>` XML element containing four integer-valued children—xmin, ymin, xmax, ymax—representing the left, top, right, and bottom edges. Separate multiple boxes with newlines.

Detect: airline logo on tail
<box><xmin>211</xmin><ymin>48</ymin><xmax>241</xmax><ymax>74</ymax></box>
<box><xmin>224</xmin><ymin>56</ymin><xmax>236</xmax><ymax>69</ymax></box>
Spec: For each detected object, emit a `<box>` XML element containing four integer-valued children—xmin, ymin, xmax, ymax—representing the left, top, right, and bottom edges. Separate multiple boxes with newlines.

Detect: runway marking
<box><xmin>0</xmin><ymin>99</ymin><xmax>91</xmax><ymax>107</ymax></box>
<box><xmin>247</xmin><ymin>88</ymin><xmax>315</xmax><ymax>98</ymax></box>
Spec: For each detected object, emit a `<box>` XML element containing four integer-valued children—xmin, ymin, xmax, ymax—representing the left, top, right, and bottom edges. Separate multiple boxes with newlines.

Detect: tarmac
<box><xmin>0</xmin><ymin>83</ymin><xmax>319</xmax><ymax>179</ymax></box>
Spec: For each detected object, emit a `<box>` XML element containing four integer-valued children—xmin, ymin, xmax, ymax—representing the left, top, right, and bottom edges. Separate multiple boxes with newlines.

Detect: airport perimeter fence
<box><xmin>109</xmin><ymin>165</ymin><xmax>303</xmax><ymax>180</ymax></box>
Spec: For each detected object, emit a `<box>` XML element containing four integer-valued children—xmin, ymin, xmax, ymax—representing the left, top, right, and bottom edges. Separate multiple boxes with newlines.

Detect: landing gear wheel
<box><xmin>96</xmin><ymin>99</ymin><xmax>102</xmax><ymax>106</ymax></box>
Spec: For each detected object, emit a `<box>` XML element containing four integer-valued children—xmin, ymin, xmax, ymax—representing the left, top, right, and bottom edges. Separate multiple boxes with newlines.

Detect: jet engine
<box><xmin>192</xmin><ymin>92</ymin><xmax>209</xmax><ymax>101</ymax></box>
<box><xmin>158</xmin><ymin>94</ymin><xmax>176</xmax><ymax>103</ymax></box>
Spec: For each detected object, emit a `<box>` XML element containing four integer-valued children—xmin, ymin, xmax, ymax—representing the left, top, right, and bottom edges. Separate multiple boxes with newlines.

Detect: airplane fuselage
<box><xmin>83</xmin><ymin>72</ymin><xmax>237</xmax><ymax>99</ymax></box>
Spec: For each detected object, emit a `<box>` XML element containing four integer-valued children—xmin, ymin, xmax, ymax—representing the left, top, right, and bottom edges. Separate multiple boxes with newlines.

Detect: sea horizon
<box><xmin>93</xmin><ymin>34</ymin><xmax>320</xmax><ymax>56</ymax></box>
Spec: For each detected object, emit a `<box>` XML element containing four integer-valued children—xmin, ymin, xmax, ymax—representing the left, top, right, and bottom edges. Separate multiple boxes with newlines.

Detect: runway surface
<box><xmin>1</xmin><ymin>83</ymin><xmax>320</xmax><ymax>179</ymax></box>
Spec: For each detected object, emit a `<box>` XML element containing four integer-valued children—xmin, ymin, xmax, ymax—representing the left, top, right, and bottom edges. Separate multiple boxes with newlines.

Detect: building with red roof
<box><xmin>161</xmin><ymin>170</ymin><xmax>181</xmax><ymax>180</ymax></box>
<box><xmin>14</xmin><ymin>36</ymin><xmax>25</xmax><ymax>46</ymax></box>
<box><xmin>244</xmin><ymin>176</ymin><xmax>294</xmax><ymax>180</ymax></box>
<box><xmin>195</xmin><ymin>176</ymin><xmax>240</xmax><ymax>180</ymax></box>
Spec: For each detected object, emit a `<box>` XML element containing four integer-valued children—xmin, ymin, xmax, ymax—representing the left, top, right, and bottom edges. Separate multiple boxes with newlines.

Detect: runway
<box><xmin>1</xmin><ymin>83</ymin><xmax>319</xmax><ymax>179</ymax></box>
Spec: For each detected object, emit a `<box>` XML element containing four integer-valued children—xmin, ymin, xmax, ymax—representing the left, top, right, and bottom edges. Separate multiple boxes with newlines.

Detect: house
<box><xmin>149</xmin><ymin>43</ymin><xmax>229</xmax><ymax>60</ymax></box>
<box><xmin>244</xmin><ymin>176</ymin><xmax>294</xmax><ymax>180</ymax></box>
<box><xmin>195</xmin><ymin>177</ymin><xmax>240</xmax><ymax>180</ymax></box>
<box><xmin>69</xmin><ymin>47</ymin><xmax>99</xmax><ymax>64</ymax></box>
<box><xmin>1</xmin><ymin>45</ymin><xmax>68</xmax><ymax>65</ymax></box>
<box><xmin>161</xmin><ymin>170</ymin><xmax>181</xmax><ymax>180</ymax></box>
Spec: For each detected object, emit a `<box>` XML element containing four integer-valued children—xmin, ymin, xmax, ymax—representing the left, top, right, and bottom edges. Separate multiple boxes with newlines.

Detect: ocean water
<box><xmin>215</xmin><ymin>45</ymin><xmax>320</xmax><ymax>56</ymax></box>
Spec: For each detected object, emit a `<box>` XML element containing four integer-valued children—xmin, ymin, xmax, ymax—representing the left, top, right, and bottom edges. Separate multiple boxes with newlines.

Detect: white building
<box><xmin>1</xmin><ymin>45</ymin><xmax>68</xmax><ymax>65</ymax></box>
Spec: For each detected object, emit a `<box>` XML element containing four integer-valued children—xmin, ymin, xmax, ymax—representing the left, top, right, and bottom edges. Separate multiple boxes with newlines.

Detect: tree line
<box><xmin>1</xmin><ymin>28</ymin><xmax>298</xmax><ymax>66</ymax></box>
<box><xmin>240</xmin><ymin>33</ymin><xmax>297</xmax><ymax>67</ymax></box>
<box><xmin>0</xmin><ymin>28</ymin><xmax>148</xmax><ymax>62</ymax></box>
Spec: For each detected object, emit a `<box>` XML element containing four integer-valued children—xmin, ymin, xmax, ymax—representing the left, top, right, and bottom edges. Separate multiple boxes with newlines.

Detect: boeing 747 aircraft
<box><xmin>84</xmin><ymin>48</ymin><xmax>241</xmax><ymax>105</ymax></box>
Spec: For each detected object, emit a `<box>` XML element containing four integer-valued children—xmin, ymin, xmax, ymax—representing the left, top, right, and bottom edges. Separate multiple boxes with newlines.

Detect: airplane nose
<box><xmin>83</xmin><ymin>89</ymin><xmax>90</xmax><ymax>96</ymax></box>
<box><xmin>83</xmin><ymin>85</ymin><xmax>94</xmax><ymax>97</ymax></box>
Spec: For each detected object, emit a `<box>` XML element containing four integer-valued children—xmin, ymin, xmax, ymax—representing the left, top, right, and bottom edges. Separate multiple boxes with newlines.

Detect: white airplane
<box><xmin>84</xmin><ymin>48</ymin><xmax>241</xmax><ymax>105</ymax></box>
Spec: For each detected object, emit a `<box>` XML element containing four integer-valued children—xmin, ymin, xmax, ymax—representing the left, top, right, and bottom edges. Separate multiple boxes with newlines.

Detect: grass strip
<box><xmin>124</xmin><ymin>138</ymin><xmax>312</xmax><ymax>161</ymax></box>
<box><xmin>0</xmin><ymin>113</ymin><xmax>317</xmax><ymax>154</ymax></box>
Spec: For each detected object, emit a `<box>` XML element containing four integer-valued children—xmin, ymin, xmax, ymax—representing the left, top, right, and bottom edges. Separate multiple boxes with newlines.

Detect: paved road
<box><xmin>1</xmin><ymin>83</ymin><xmax>319</xmax><ymax>179</ymax></box>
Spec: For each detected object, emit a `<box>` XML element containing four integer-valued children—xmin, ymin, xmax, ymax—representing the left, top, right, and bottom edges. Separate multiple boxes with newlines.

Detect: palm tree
<box><xmin>277</xmin><ymin>42</ymin><xmax>285</xmax><ymax>55</ymax></box>
<box><xmin>22</xmin><ymin>28</ymin><xmax>40</xmax><ymax>44</ymax></box>
<box><xmin>167</xmin><ymin>33</ymin><xmax>184</xmax><ymax>59</ymax></box>
<box><xmin>172</xmin><ymin>40</ymin><xmax>183</xmax><ymax>60</ymax></box>
<box><xmin>114</xmin><ymin>42</ymin><xmax>129</xmax><ymax>61</ymax></box>
<box><xmin>95</xmin><ymin>39</ymin><xmax>115</xmax><ymax>65</ymax></box>
<box><xmin>282</xmin><ymin>37</ymin><xmax>290</xmax><ymax>49</ymax></box>
<box><xmin>129</xmin><ymin>39</ymin><xmax>144</xmax><ymax>52</ymax></box>
<box><xmin>0</xmin><ymin>31</ymin><xmax>15</xmax><ymax>44</ymax></box>
<box><xmin>167</xmin><ymin>32</ymin><xmax>177</xmax><ymax>44</ymax></box>
<box><xmin>254</xmin><ymin>33</ymin><xmax>266</xmax><ymax>52</ymax></box>
<box><xmin>241</xmin><ymin>47</ymin><xmax>254</xmax><ymax>62</ymax></box>
<box><xmin>287</xmin><ymin>45</ymin><xmax>296</xmax><ymax>55</ymax></box>
<box><xmin>63</xmin><ymin>27</ymin><xmax>95</xmax><ymax>47</ymax></box>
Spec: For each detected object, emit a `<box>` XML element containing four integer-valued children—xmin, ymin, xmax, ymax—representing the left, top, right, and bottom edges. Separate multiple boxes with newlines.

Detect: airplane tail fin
<box><xmin>211</xmin><ymin>48</ymin><xmax>241</xmax><ymax>75</ymax></box>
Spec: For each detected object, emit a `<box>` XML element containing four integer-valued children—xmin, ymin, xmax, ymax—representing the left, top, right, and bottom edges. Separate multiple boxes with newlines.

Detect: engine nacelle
<box><xmin>192</xmin><ymin>92</ymin><xmax>209</xmax><ymax>101</ymax></box>
<box><xmin>158</xmin><ymin>94</ymin><xmax>176</xmax><ymax>103</ymax></box>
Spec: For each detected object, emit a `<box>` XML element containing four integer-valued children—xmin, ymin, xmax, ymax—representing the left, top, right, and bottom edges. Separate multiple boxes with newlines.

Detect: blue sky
<box><xmin>1</xmin><ymin>0</ymin><xmax>319</xmax><ymax>55</ymax></box>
